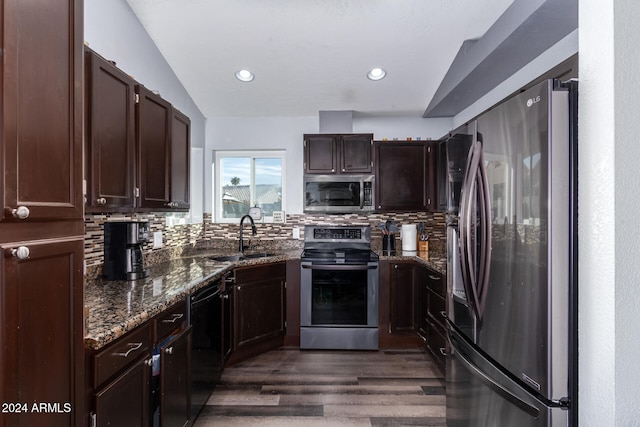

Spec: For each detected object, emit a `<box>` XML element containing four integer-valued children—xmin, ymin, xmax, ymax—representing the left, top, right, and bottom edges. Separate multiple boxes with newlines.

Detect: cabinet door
<box><xmin>222</xmin><ymin>286</ymin><xmax>234</xmax><ymax>362</ymax></box>
<box><xmin>436</xmin><ymin>139</ymin><xmax>448</xmax><ymax>212</ymax></box>
<box><xmin>85</xmin><ymin>48</ymin><xmax>136</xmax><ymax>211</ymax></box>
<box><xmin>137</xmin><ymin>85</ymin><xmax>172</xmax><ymax>210</ymax></box>
<box><xmin>1</xmin><ymin>0</ymin><xmax>83</xmax><ymax>222</ymax></box>
<box><xmin>159</xmin><ymin>326</ymin><xmax>192</xmax><ymax>427</ymax></box>
<box><xmin>234</xmin><ymin>264</ymin><xmax>285</xmax><ymax>350</ymax></box>
<box><xmin>340</xmin><ymin>134</ymin><xmax>373</xmax><ymax>173</ymax></box>
<box><xmin>170</xmin><ymin>108</ymin><xmax>191</xmax><ymax>210</ymax></box>
<box><xmin>375</xmin><ymin>142</ymin><xmax>429</xmax><ymax>211</ymax></box>
<box><xmin>1</xmin><ymin>237</ymin><xmax>84</xmax><ymax>427</ymax></box>
<box><xmin>389</xmin><ymin>262</ymin><xmax>417</xmax><ymax>334</ymax></box>
<box><xmin>304</xmin><ymin>135</ymin><xmax>337</xmax><ymax>174</ymax></box>
<box><xmin>95</xmin><ymin>356</ymin><xmax>151</xmax><ymax>427</ymax></box>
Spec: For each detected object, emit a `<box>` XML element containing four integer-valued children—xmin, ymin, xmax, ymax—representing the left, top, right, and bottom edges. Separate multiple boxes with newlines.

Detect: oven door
<box><xmin>301</xmin><ymin>261</ymin><xmax>378</xmax><ymax>328</ymax></box>
<box><xmin>300</xmin><ymin>261</ymin><xmax>379</xmax><ymax>350</ymax></box>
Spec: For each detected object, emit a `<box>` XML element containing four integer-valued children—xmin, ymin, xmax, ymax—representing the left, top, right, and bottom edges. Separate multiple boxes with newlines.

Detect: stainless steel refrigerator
<box><xmin>445</xmin><ymin>79</ymin><xmax>578</xmax><ymax>426</ymax></box>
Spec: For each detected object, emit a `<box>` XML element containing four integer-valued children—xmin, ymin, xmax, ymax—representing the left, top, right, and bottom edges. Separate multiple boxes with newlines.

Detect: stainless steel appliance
<box><xmin>188</xmin><ymin>277</ymin><xmax>224</xmax><ymax>421</ymax></box>
<box><xmin>303</xmin><ymin>174</ymin><xmax>375</xmax><ymax>214</ymax></box>
<box><xmin>103</xmin><ymin>221</ymin><xmax>150</xmax><ymax>280</ymax></box>
<box><xmin>300</xmin><ymin>225</ymin><xmax>379</xmax><ymax>350</ymax></box>
<box><xmin>445</xmin><ymin>79</ymin><xmax>578</xmax><ymax>426</ymax></box>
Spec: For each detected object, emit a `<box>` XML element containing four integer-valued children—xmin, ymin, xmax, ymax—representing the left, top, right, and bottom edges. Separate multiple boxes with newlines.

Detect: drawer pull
<box><xmin>439</xmin><ymin>347</ymin><xmax>447</xmax><ymax>356</ymax></box>
<box><xmin>440</xmin><ymin>311</ymin><xmax>447</xmax><ymax>319</ymax></box>
<box><xmin>113</xmin><ymin>342</ymin><xmax>143</xmax><ymax>358</ymax></box>
<box><xmin>165</xmin><ymin>347</ymin><xmax>174</xmax><ymax>355</ymax></box>
<box><xmin>428</xmin><ymin>275</ymin><xmax>440</xmax><ymax>281</ymax></box>
<box><xmin>162</xmin><ymin>313</ymin><xmax>184</xmax><ymax>323</ymax></box>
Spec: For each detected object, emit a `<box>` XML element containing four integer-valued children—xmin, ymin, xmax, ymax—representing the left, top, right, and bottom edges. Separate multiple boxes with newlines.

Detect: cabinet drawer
<box><xmin>234</xmin><ymin>262</ymin><xmax>286</xmax><ymax>284</ymax></box>
<box><xmin>94</xmin><ymin>322</ymin><xmax>152</xmax><ymax>388</ymax></box>
<box><xmin>426</xmin><ymin>288</ymin><xmax>446</xmax><ymax>329</ymax></box>
<box><xmin>155</xmin><ymin>300</ymin><xmax>188</xmax><ymax>342</ymax></box>
<box><xmin>425</xmin><ymin>270</ymin><xmax>445</xmax><ymax>296</ymax></box>
<box><xmin>426</xmin><ymin>320</ymin><xmax>447</xmax><ymax>369</ymax></box>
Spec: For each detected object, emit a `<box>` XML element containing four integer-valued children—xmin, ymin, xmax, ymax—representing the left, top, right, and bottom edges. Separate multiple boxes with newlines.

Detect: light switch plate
<box><xmin>153</xmin><ymin>231</ymin><xmax>163</xmax><ymax>249</ymax></box>
<box><xmin>292</xmin><ymin>227</ymin><xmax>300</xmax><ymax>239</ymax></box>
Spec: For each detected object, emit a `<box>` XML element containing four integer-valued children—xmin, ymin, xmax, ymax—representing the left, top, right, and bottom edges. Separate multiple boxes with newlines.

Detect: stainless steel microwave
<box><xmin>303</xmin><ymin>174</ymin><xmax>375</xmax><ymax>214</ymax></box>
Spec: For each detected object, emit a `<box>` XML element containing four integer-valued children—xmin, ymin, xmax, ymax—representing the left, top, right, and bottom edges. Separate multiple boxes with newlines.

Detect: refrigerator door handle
<box><xmin>459</xmin><ymin>141</ymin><xmax>483</xmax><ymax>320</ymax></box>
<box><xmin>449</xmin><ymin>331</ymin><xmax>540</xmax><ymax>418</ymax></box>
<box><xmin>475</xmin><ymin>148</ymin><xmax>492</xmax><ymax>318</ymax></box>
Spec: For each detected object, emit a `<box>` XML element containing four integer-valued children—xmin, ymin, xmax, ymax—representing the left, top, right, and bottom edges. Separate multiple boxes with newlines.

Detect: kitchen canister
<box><xmin>401</xmin><ymin>224</ymin><xmax>417</xmax><ymax>251</ymax></box>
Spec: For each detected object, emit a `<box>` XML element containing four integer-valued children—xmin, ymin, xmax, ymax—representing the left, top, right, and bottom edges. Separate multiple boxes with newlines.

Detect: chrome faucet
<box><xmin>238</xmin><ymin>214</ymin><xmax>257</xmax><ymax>253</ymax></box>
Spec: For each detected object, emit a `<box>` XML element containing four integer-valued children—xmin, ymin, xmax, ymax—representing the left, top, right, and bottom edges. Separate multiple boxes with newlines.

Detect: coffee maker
<box><xmin>103</xmin><ymin>221</ymin><xmax>150</xmax><ymax>281</ymax></box>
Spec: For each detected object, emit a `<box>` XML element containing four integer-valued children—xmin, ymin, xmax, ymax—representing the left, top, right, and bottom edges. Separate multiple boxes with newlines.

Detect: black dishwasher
<box><xmin>189</xmin><ymin>278</ymin><xmax>223</xmax><ymax>420</ymax></box>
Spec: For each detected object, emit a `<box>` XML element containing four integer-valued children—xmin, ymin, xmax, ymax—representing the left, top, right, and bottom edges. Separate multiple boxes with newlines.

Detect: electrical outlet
<box><xmin>153</xmin><ymin>231</ymin><xmax>163</xmax><ymax>249</ymax></box>
<box><xmin>292</xmin><ymin>227</ymin><xmax>300</xmax><ymax>239</ymax></box>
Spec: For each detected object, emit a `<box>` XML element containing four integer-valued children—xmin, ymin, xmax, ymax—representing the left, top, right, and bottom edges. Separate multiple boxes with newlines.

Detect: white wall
<box><xmin>206</xmin><ymin>115</ymin><xmax>453</xmax><ymax>215</ymax></box>
<box><xmin>579</xmin><ymin>0</ymin><xmax>640</xmax><ymax>425</ymax></box>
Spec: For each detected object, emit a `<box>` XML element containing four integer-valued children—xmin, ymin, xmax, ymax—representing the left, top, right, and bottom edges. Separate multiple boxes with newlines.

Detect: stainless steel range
<box><xmin>300</xmin><ymin>225</ymin><xmax>379</xmax><ymax>350</ymax></box>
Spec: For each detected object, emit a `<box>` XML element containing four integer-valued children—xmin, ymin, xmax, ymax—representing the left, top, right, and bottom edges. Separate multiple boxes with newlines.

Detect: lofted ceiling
<box><xmin>126</xmin><ymin>0</ymin><xmax>515</xmax><ymax>118</ymax></box>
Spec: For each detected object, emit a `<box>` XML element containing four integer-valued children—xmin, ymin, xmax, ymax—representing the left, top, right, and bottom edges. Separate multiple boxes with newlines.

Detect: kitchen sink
<box><xmin>209</xmin><ymin>253</ymin><xmax>276</xmax><ymax>262</ymax></box>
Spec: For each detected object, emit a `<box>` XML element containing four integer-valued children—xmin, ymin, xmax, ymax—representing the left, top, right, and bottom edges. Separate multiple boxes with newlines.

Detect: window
<box><xmin>214</xmin><ymin>151</ymin><xmax>285</xmax><ymax>222</ymax></box>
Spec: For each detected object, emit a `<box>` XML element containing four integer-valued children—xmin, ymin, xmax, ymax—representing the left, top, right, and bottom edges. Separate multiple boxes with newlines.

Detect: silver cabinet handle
<box><xmin>113</xmin><ymin>342</ymin><xmax>143</xmax><ymax>357</ymax></box>
<box><xmin>440</xmin><ymin>311</ymin><xmax>447</xmax><ymax>319</ymax></box>
<box><xmin>439</xmin><ymin>347</ymin><xmax>447</xmax><ymax>356</ymax></box>
<box><xmin>165</xmin><ymin>202</ymin><xmax>179</xmax><ymax>208</ymax></box>
<box><xmin>161</xmin><ymin>313</ymin><xmax>184</xmax><ymax>323</ymax></box>
<box><xmin>428</xmin><ymin>275</ymin><xmax>440</xmax><ymax>281</ymax></box>
<box><xmin>96</xmin><ymin>198</ymin><xmax>107</xmax><ymax>205</ymax></box>
<box><xmin>11</xmin><ymin>206</ymin><xmax>30</xmax><ymax>219</ymax></box>
<box><xmin>145</xmin><ymin>358</ymin><xmax>153</xmax><ymax>367</ymax></box>
<box><xmin>165</xmin><ymin>347</ymin><xmax>173</xmax><ymax>355</ymax></box>
<box><xmin>11</xmin><ymin>246</ymin><xmax>30</xmax><ymax>260</ymax></box>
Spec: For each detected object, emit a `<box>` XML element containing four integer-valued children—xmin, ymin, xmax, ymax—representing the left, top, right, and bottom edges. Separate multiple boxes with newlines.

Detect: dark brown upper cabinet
<box><xmin>83</xmin><ymin>50</ymin><xmax>190</xmax><ymax>213</ymax></box>
<box><xmin>1</xmin><ymin>1</ymin><xmax>83</xmax><ymax>223</ymax></box>
<box><xmin>304</xmin><ymin>133</ymin><xmax>373</xmax><ymax>174</ymax></box>
<box><xmin>136</xmin><ymin>84</ymin><xmax>172</xmax><ymax>210</ymax></box>
<box><xmin>170</xmin><ymin>108</ymin><xmax>191</xmax><ymax>210</ymax></box>
<box><xmin>374</xmin><ymin>140</ymin><xmax>437</xmax><ymax>212</ymax></box>
<box><xmin>84</xmin><ymin>48</ymin><xmax>137</xmax><ymax>212</ymax></box>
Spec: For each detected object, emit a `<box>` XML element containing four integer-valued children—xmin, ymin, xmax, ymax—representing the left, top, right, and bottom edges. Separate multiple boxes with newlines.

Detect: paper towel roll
<box><xmin>401</xmin><ymin>224</ymin><xmax>417</xmax><ymax>251</ymax></box>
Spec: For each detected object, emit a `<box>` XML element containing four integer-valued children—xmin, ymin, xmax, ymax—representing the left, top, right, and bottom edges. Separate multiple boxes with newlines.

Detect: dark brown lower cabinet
<box><xmin>227</xmin><ymin>262</ymin><xmax>286</xmax><ymax>365</ymax></box>
<box><xmin>379</xmin><ymin>260</ymin><xmax>422</xmax><ymax>348</ymax></box>
<box><xmin>94</xmin><ymin>355</ymin><xmax>151</xmax><ymax>427</ymax></box>
<box><xmin>0</xmin><ymin>236</ymin><xmax>84</xmax><ymax>427</ymax></box>
<box><xmin>89</xmin><ymin>300</ymin><xmax>191</xmax><ymax>426</ymax></box>
<box><xmin>91</xmin><ymin>322</ymin><xmax>153</xmax><ymax>427</ymax></box>
<box><xmin>389</xmin><ymin>262</ymin><xmax>418</xmax><ymax>334</ymax></box>
<box><xmin>158</xmin><ymin>326</ymin><xmax>192</xmax><ymax>427</ymax></box>
<box><xmin>422</xmin><ymin>269</ymin><xmax>447</xmax><ymax>372</ymax></box>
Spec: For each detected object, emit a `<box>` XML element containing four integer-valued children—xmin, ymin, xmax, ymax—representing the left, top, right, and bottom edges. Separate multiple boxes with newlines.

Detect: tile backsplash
<box><xmin>85</xmin><ymin>211</ymin><xmax>446</xmax><ymax>272</ymax></box>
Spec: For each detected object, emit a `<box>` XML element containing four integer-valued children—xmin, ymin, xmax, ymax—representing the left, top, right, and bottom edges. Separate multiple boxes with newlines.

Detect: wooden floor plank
<box><xmin>194</xmin><ymin>348</ymin><xmax>446</xmax><ymax>426</ymax></box>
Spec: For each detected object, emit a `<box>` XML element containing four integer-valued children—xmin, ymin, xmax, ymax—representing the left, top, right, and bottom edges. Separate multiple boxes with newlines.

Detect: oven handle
<box><xmin>301</xmin><ymin>264</ymin><xmax>378</xmax><ymax>270</ymax></box>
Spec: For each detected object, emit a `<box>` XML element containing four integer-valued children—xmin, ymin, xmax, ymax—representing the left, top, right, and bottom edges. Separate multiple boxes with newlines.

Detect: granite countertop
<box><xmin>84</xmin><ymin>249</ymin><xmax>445</xmax><ymax>351</ymax></box>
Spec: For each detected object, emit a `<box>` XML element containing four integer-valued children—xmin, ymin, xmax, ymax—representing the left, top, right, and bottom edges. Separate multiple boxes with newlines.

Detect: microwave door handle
<box><xmin>360</xmin><ymin>181</ymin><xmax>365</xmax><ymax>209</ymax></box>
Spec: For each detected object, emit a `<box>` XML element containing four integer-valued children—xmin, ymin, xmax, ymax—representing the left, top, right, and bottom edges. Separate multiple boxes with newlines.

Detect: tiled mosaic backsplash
<box><xmin>84</xmin><ymin>211</ymin><xmax>446</xmax><ymax>269</ymax></box>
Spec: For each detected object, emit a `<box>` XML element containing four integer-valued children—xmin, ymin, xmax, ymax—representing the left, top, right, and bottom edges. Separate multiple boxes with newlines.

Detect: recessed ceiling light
<box><xmin>235</xmin><ymin>69</ymin><xmax>254</xmax><ymax>82</ymax></box>
<box><xmin>367</xmin><ymin>67</ymin><xmax>386</xmax><ymax>81</ymax></box>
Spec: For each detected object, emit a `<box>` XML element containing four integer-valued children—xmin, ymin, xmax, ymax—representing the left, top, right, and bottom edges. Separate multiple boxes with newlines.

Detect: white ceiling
<box><xmin>126</xmin><ymin>0</ymin><xmax>514</xmax><ymax>118</ymax></box>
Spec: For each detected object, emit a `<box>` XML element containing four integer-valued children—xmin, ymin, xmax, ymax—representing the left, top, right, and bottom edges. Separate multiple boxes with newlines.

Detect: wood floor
<box><xmin>193</xmin><ymin>348</ymin><xmax>446</xmax><ymax>426</ymax></box>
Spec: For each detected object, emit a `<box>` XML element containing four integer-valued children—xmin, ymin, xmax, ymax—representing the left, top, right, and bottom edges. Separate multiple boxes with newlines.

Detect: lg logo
<box><xmin>527</xmin><ymin>96</ymin><xmax>541</xmax><ymax>107</ymax></box>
